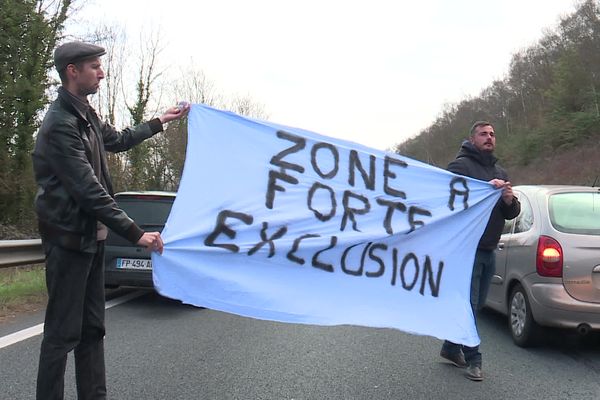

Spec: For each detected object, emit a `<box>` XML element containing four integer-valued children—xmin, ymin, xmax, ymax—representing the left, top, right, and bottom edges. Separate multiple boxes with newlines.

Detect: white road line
<box><xmin>0</xmin><ymin>290</ymin><xmax>147</xmax><ymax>350</ymax></box>
<box><xmin>0</xmin><ymin>324</ymin><xmax>44</xmax><ymax>349</ymax></box>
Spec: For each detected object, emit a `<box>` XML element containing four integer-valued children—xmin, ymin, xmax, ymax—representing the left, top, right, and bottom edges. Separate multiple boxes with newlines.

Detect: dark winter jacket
<box><xmin>32</xmin><ymin>87</ymin><xmax>164</xmax><ymax>253</ymax></box>
<box><xmin>448</xmin><ymin>140</ymin><xmax>521</xmax><ymax>250</ymax></box>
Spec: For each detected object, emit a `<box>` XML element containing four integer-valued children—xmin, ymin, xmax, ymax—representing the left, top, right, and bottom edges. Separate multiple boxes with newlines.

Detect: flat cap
<box><xmin>54</xmin><ymin>41</ymin><xmax>106</xmax><ymax>71</ymax></box>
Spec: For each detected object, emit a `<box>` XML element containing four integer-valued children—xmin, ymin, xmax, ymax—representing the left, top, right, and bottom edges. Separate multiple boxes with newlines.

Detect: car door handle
<box><xmin>593</xmin><ymin>265</ymin><xmax>600</xmax><ymax>273</ymax></box>
<box><xmin>497</xmin><ymin>243</ymin><xmax>505</xmax><ymax>250</ymax></box>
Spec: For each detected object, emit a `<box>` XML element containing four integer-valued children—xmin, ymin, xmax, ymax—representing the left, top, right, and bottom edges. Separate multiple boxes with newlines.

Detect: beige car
<box><xmin>485</xmin><ymin>185</ymin><xmax>600</xmax><ymax>347</ymax></box>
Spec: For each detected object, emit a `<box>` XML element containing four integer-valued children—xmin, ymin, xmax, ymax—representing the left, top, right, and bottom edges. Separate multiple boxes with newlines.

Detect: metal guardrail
<box><xmin>0</xmin><ymin>239</ymin><xmax>45</xmax><ymax>269</ymax></box>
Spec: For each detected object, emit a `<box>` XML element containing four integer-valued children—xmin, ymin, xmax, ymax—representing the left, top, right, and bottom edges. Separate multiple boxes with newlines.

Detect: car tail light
<box><xmin>536</xmin><ymin>235</ymin><xmax>563</xmax><ymax>277</ymax></box>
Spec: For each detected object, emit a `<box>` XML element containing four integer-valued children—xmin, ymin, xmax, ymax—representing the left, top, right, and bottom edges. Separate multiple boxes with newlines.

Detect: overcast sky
<box><xmin>72</xmin><ymin>0</ymin><xmax>577</xmax><ymax>150</ymax></box>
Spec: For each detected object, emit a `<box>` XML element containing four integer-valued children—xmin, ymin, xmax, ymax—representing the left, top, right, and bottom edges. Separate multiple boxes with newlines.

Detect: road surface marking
<box><xmin>0</xmin><ymin>290</ymin><xmax>146</xmax><ymax>349</ymax></box>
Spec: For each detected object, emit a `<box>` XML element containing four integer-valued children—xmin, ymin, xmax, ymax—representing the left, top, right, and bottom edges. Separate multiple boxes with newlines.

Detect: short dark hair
<box><xmin>57</xmin><ymin>61</ymin><xmax>84</xmax><ymax>84</ymax></box>
<box><xmin>470</xmin><ymin>121</ymin><xmax>494</xmax><ymax>136</ymax></box>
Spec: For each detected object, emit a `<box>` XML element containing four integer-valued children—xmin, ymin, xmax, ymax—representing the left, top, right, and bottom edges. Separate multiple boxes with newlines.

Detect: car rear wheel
<box><xmin>509</xmin><ymin>284</ymin><xmax>540</xmax><ymax>347</ymax></box>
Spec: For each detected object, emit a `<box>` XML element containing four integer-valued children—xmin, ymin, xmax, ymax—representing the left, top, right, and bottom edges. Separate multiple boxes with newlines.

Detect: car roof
<box><xmin>115</xmin><ymin>190</ymin><xmax>176</xmax><ymax>198</ymax></box>
<box><xmin>514</xmin><ymin>185</ymin><xmax>600</xmax><ymax>194</ymax></box>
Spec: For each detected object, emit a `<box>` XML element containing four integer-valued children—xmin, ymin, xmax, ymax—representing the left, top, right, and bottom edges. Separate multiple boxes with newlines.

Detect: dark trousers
<box><xmin>442</xmin><ymin>249</ymin><xmax>496</xmax><ymax>367</ymax></box>
<box><xmin>36</xmin><ymin>242</ymin><xmax>107</xmax><ymax>400</ymax></box>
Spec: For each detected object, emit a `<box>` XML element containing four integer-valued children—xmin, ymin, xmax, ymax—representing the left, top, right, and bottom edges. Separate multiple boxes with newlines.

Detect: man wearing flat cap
<box><xmin>32</xmin><ymin>41</ymin><xmax>190</xmax><ymax>400</ymax></box>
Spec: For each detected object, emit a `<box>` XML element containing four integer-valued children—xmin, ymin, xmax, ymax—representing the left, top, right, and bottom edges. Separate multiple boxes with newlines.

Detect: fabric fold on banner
<box><xmin>153</xmin><ymin>104</ymin><xmax>501</xmax><ymax>346</ymax></box>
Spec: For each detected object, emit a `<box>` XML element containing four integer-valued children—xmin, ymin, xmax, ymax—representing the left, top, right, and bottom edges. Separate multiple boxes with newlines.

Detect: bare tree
<box><xmin>87</xmin><ymin>23</ymin><xmax>127</xmax><ymax>125</ymax></box>
<box><xmin>61</xmin><ymin>21</ymin><xmax>270</xmax><ymax>193</ymax></box>
<box><xmin>155</xmin><ymin>65</ymin><xmax>270</xmax><ymax>191</ymax></box>
<box><xmin>172</xmin><ymin>64</ymin><xmax>224</xmax><ymax>107</ymax></box>
<box><xmin>228</xmin><ymin>93</ymin><xmax>269</xmax><ymax>120</ymax></box>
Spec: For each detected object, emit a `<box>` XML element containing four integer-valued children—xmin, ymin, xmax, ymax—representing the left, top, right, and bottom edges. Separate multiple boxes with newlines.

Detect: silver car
<box><xmin>485</xmin><ymin>185</ymin><xmax>600</xmax><ymax>347</ymax></box>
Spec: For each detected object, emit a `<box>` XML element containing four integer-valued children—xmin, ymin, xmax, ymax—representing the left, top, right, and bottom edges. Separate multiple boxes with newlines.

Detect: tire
<box><xmin>508</xmin><ymin>283</ymin><xmax>540</xmax><ymax>347</ymax></box>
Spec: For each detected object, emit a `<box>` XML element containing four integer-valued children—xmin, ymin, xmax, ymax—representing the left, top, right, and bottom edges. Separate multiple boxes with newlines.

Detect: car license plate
<box><xmin>116</xmin><ymin>258</ymin><xmax>152</xmax><ymax>270</ymax></box>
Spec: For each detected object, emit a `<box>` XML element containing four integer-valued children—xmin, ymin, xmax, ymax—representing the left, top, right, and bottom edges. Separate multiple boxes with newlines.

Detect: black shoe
<box><xmin>440</xmin><ymin>349</ymin><xmax>467</xmax><ymax>368</ymax></box>
<box><xmin>465</xmin><ymin>365</ymin><xmax>483</xmax><ymax>381</ymax></box>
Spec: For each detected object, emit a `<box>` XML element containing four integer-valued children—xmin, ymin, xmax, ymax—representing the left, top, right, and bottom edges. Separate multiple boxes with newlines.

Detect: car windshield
<box><xmin>549</xmin><ymin>191</ymin><xmax>600</xmax><ymax>235</ymax></box>
<box><xmin>117</xmin><ymin>197</ymin><xmax>174</xmax><ymax>225</ymax></box>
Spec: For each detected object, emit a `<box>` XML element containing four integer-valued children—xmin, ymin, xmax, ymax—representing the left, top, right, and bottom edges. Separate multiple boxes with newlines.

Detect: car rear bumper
<box><xmin>104</xmin><ymin>246</ymin><xmax>154</xmax><ymax>288</ymax></box>
<box><xmin>104</xmin><ymin>268</ymin><xmax>154</xmax><ymax>288</ymax></box>
<box><xmin>528</xmin><ymin>281</ymin><xmax>600</xmax><ymax>329</ymax></box>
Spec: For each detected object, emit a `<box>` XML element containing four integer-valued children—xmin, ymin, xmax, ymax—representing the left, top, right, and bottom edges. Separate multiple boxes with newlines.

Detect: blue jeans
<box><xmin>441</xmin><ymin>249</ymin><xmax>496</xmax><ymax>367</ymax></box>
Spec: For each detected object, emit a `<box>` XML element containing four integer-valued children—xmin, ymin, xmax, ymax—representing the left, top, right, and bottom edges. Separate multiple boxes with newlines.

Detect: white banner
<box><xmin>153</xmin><ymin>104</ymin><xmax>501</xmax><ymax>346</ymax></box>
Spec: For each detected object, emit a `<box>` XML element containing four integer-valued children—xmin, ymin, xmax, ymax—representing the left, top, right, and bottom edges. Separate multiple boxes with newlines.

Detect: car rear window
<box><xmin>116</xmin><ymin>197</ymin><xmax>174</xmax><ymax>225</ymax></box>
<box><xmin>549</xmin><ymin>192</ymin><xmax>600</xmax><ymax>235</ymax></box>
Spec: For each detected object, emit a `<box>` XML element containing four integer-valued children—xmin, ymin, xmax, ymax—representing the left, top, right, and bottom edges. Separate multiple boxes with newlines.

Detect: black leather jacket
<box><xmin>448</xmin><ymin>141</ymin><xmax>521</xmax><ymax>250</ymax></box>
<box><xmin>32</xmin><ymin>87</ymin><xmax>164</xmax><ymax>252</ymax></box>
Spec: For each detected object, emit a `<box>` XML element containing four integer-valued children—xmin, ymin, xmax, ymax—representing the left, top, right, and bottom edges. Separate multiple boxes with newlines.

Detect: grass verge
<box><xmin>0</xmin><ymin>264</ymin><xmax>47</xmax><ymax>322</ymax></box>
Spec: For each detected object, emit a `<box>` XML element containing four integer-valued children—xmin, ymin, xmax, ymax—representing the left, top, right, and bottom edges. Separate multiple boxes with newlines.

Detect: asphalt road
<box><xmin>1</xmin><ymin>290</ymin><xmax>599</xmax><ymax>400</ymax></box>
